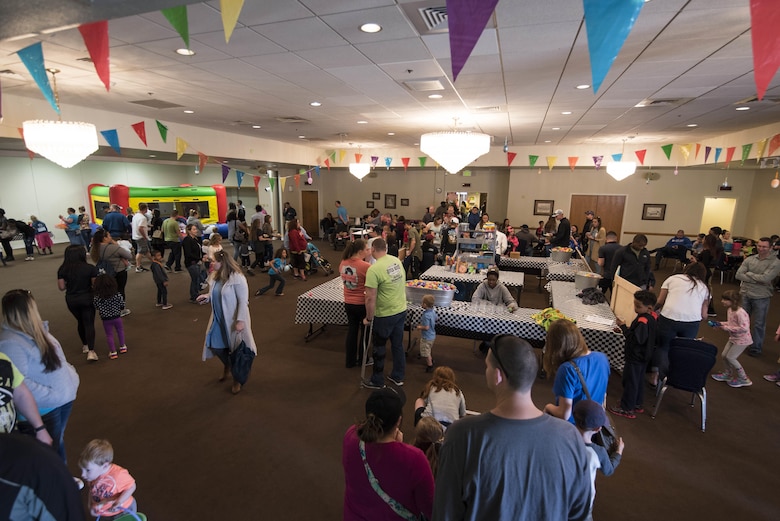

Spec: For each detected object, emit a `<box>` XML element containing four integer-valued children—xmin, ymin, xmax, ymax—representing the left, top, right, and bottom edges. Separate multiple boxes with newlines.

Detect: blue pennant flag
<box><xmin>17</xmin><ymin>42</ymin><xmax>59</xmax><ymax>114</ymax></box>
<box><xmin>100</xmin><ymin>129</ymin><xmax>121</xmax><ymax>155</ymax></box>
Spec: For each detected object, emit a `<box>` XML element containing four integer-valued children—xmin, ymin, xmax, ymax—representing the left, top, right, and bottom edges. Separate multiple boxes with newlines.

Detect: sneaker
<box><xmin>109</xmin><ymin>351</ymin><xmax>118</xmax><ymax>360</ymax></box>
<box><xmin>607</xmin><ymin>405</ymin><xmax>636</xmax><ymax>419</ymax></box>
<box><xmin>25</xmin><ymin>256</ymin><xmax>34</xmax><ymax>261</ymax></box>
<box><xmin>634</xmin><ymin>406</ymin><xmax>645</xmax><ymax>414</ymax></box>
<box><xmin>762</xmin><ymin>374</ymin><xmax>780</xmax><ymax>382</ymax></box>
<box><xmin>119</xmin><ymin>345</ymin><xmax>128</xmax><ymax>354</ymax></box>
<box><xmin>156</xmin><ymin>303</ymin><xmax>163</xmax><ymax>307</ymax></box>
<box><xmin>82</xmin><ymin>345</ymin><xmax>89</xmax><ymax>354</ymax></box>
<box><xmin>164</xmin><ymin>265</ymin><xmax>172</xmax><ymax>272</ymax></box>
<box><xmin>711</xmin><ymin>372</ymin><xmax>731</xmax><ymax>382</ymax></box>
<box><xmin>707</xmin><ymin>312</ymin><xmax>717</xmax><ymax>317</ymax></box>
<box><xmin>135</xmin><ymin>267</ymin><xmax>147</xmax><ymax>273</ymax></box>
<box><xmin>366</xmin><ymin>358</ymin><xmax>374</xmax><ymax>366</ymax></box>
<box><xmin>86</xmin><ymin>351</ymin><xmax>98</xmax><ymax>361</ymax></box>
<box><xmin>120</xmin><ymin>309</ymin><xmax>131</xmax><ymax>317</ymax></box>
<box><xmin>386</xmin><ymin>376</ymin><xmax>404</xmax><ymax>387</ymax></box>
<box><xmin>748</xmin><ymin>349</ymin><xmax>762</xmax><ymax>357</ymax></box>
<box><xmin>162</xmin><ymin>304</ymin><xmax>173</xmax><ymax>310</ymax></box>
<box><xmin>361</xmin><ymin>380</ymin><xmax>385</xmax><ymax>390</ymax></box>
<box><xmin>727</xmin><ymin>377</ymin><xmax>752</xmax><ymax>388</ymax></box>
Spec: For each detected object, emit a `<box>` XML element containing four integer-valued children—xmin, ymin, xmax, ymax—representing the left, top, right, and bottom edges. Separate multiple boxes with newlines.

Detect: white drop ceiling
<box><xmin>0</xmin><ymin>0</ymin><xmax>778</xmax><ymax>159</ymax></box>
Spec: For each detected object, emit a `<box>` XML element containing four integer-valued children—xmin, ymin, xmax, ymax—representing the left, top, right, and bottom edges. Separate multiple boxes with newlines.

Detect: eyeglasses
<box><xmin>489</xmin><ymin>334</ymin><xmax>512</xmax><ymax>377</ymax></box>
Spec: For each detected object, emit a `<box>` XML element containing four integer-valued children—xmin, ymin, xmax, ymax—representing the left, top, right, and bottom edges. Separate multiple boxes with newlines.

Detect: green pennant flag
<box><xmin>329</xmin><ymin>151</ymin><xmax>336</xmax><ymax>163</ymax></box>
<box><xmin>162</xmin><ymin>6</ymin><xmax>189</xmax><ymax>49</ymax></box>
<box><xmin>462</xmin><ymin>170</ymin><xmax>472</xmax><ymax>177</ymax></box>
<box><xmin>268</xmin><ymin>177</ymin><xmax>276</xmax><ymax>192</ymax></box>
<box><xmin>418</xmin><ymin>157</ymin><xmax>427</xmax><ymax>167</ymax></box>
<box><xmin>661</xmin><ymin>144</ymin><xmax>673</xmax><ymax>160</ymax></box>
<box><xmin>529</xmin><ymin>155</ymin><xmax>539</xmax><ymax>167</ymax></box>
<box><xmin>740</xmin><ymin>143</ymin><xmax>752</xmax><ymax>165</ymax></box>
<box><xmin>156</xmin><ymin>120</ymin><xmax>168</xmax><ymax>143</ymax></box>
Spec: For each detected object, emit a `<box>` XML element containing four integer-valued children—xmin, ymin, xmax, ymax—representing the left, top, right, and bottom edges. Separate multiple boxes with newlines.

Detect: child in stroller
<box><xmin>304</xmin><ymin>242</ymin><xmax>334</xmax><ymax>276</ymax></box>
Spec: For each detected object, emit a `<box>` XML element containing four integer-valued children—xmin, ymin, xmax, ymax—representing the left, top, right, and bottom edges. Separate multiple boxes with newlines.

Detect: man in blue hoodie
<box><xmin>652</xmin><ymin>229</ymin><xmax>692</xmax><ymax>269</ymax></box>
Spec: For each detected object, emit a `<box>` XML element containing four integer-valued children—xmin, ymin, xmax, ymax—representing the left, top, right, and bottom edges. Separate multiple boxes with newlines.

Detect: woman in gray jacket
<box><xmin>0</xmin><ymin>289</ymin><xmax>80</xmax><ymax>462</ymax></box>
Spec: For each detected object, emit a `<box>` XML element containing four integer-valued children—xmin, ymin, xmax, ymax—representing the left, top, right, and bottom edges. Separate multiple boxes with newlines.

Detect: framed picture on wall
<box><xmin>372</xmin><ymin>192</ymin><xmax>380</xmax><ymax>200</ymax></box>
<box><xmin>534</xmin><ymin>200</ymin><xmax>554</xmax><ymax>216</ymax></box>
<box><xmin>400</xmin><ymin>198</ymin><xmax>409</xmax><ymax>207</ymax></box>
<box><xmin>367</xmin><ymin>201</ymin><xmax>374</xmax><ymax>209</ymax></box>
<box><xmin>642</xmin><ymin>203</ymin><xmax>666</xmax><ymax>220</ymax></box>
<box><xmin>385</xmin><ymin>194</ymin><xmax>397</xmax><ymax>209</ymax></box>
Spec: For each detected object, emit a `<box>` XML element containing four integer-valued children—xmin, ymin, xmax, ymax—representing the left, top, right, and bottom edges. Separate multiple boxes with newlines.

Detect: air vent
<box><xmin>473</xmin><ymin>105</ymin><xmax>501</xmax><ymax>112</ymax></box>
<box><xmin>129</xmin><ymin>99</ymin><xmax>185</xmax><ymax>110</ymax></box>
<box><xmin>77</xmin><ymin>57</ymin><xmax>93</xmax><ymax>63</ymax></box>
<box><xmin>230</xmin><ymin>120</ymin><xmax>262</xmax><ymax>126</ymax></box>
<box><xmin>275</xmin><ymin>116</ymin><xmax>309</xmax><ymax>124</ymax></box>
<box><xmin>0</xmin><ymin>69</ymin><xmax>25</xmax><ymax>80</ymax></box>
<box><xmin>419</xmin><ymin>6</ymin><xmax>447</xmax><ymax>31</ymax></box>
<box><xmin>403</xmin><ymin>79</ymin><xmax>445</xmax><ymax>92</ymax></box>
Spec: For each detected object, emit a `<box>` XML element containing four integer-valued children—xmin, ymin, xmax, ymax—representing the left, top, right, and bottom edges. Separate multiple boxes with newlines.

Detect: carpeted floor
<box><xmin>1</xmin><ymin>242</ymin><xmax>779</xmax><ymax>520</ymax></box>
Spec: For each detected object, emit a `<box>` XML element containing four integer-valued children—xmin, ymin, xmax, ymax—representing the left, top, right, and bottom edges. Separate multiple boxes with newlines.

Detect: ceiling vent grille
<box><xmin>403</xmin><ymin>79</ymin><xmax>445</xmax><ymax>92</ymax></box>
<box><xmin>275</xmin><ymin>116</ymin><xmax>309</xmax><ymax>124</ymax></box>
<box><xmin>77</xmin><ymin>57</ymin><xmax>93</xmax><ymax>63</ymax></box>
<box><xmin>129</xmin><ymin>99</ymin><xmax>185</xmax><ymax>109</ymax></box>
<box><xmin>634</xmin><ymin>97</ymin><xmax>689</xmax><ymax>108</ymax></box>
<box><xmin>419</xmin><ymin>6</ymin><xmax>447</xmax><ymax>31</ymax></box>
<box><xmin>473</xmin><ymin>105</ymin><xmax>501</xmax><ymax>112</ymax></box>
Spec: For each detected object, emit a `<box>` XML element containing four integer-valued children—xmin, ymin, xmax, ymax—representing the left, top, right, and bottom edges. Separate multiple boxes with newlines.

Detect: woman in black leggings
<box><xmin>57</xmin><ymin>245</ymin><xmax>99</xmax><ymax>361</ymax></box>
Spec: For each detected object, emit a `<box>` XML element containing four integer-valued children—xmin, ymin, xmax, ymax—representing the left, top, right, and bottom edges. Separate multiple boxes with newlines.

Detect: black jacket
<box><xmin>551</xmin><ymin>217</ymin><xmax>571</xmax><ymax>248</ymax></box>
<box><xmin>610</xmin><ymin>245</ymin><xmax>654</xmax><ymax>288</ymax></box>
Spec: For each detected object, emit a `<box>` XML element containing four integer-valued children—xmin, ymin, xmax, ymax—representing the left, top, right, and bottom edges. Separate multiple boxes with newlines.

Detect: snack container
<box><xmin>405</xmin><ymin>280</ymin><xmax>456</xmax><ymax>307</ymax></box>
<box><xmin>550</xmin><ymin>250</ymin><xmax>572</xmax><ymax>262</ymax></box>
<box><xmin>575</xmin><ymin>271</ymin><xmax>602</xmax><ymax>290</ymax></box>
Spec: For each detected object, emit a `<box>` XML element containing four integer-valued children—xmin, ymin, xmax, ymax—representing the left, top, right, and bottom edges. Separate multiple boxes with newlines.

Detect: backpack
<box><xmin>97</xmin><ymin>245</ymin><xmax>116</xmax><ymax>277</ymax></box>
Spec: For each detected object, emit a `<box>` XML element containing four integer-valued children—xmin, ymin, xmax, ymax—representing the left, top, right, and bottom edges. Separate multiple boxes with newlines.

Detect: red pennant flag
<box><xmin>768</xmin><ymin>133</ymin><xmax>780</xmax><ymax>156</ymax></box>
<box><xmin>507</xmin><ymin>151</ymin><xmax>517</xmax><ymax>166</ymax></box>
<box><xmin>78</xmin><ymin>21</ymin><xmax>110</xmax><ymax>91</ymax></box>
<box><xmin>401</xmin><ymin>157</ymin><xmax>410</xmax><ymax>171</ymax></box>
<box><xmin>635</xmin><ymin>149</ymin><xmax>646</xmax><ymax>165</ymax></box>
<box><xmin>355</xmin><ymin>153</ymin><xmax>362</xmax><ymax>163</ymax></box>
<box><xmin>695</xmin><ymin>143</ymin><xmax>701</xmax><ymax>159</ymax></box>
<box><xmin>324</xmin><ymin>158</ymin><xmax>330</xmax><ymax>170</ymax></box>
<box><xmin>198</xmin><ymin>153</ymin><xmax>208</xmax><ymax>173</ymax></box>
<box><xmin>253</xmin><ymin>175</ymin><xmax>261</xmax><ymax>190</ymax></box>
<box><xmin>725</xmin><ymin>146</ymin><xmax>736</xmax><ymax>164</ymax></box>
<box><xmin>568</xmin><ymin>157</ymin><xmax>579</xmax><ymax>171</ymax></box>
<box><xmin>294</xmin><ymin>174</ymin><xmax>300</xmax><ymax>188</ymax></box>
<box><xmin>131</xmin><ymin>122</ymin><xmax>147</xmax><ymax>146</ymax></box>
<box><xmin>750</xmin><ymin>0</ymin><xmax>780</xmax><ymax>99</ymax></box>
<box><xmin>17</xmin><ymin>127</ymin><xmax>35</xmax><ymax>159</ymax></box>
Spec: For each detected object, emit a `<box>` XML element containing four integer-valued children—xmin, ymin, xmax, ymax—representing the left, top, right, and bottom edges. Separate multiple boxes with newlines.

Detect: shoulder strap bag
<box><xmin>359</xmin><ymin>440</ymin><xmax>427</xmax><ymax>521</ymax></box>
<box><xmin>570</xmin><ymin>361</ymin><xmax>619</xmax><ymax>455</ymax></box>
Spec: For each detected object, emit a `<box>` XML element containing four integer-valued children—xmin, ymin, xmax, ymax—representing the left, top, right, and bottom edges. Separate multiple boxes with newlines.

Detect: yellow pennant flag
<box><xmin>280</xmin><ymin>176</ymin><xmax>287</xmax><ymax>193</ymax></box>
<box><xmin>546</xmin><ymin>156</ymin><xmax>557</xmax><ymax>170</ymax></box>
<box><xmin>176</xmin><ymin>137</ymin><xmax>188</xmax><ymax>159</ymax></box>
<box><xmin>220</xmin><ymin>0</ymin><xmax>244</xmax><ymax>43</ymax></box>
<box><xmin>338</xmin><ymin>149</ymin><xmax>347</xmax><ymax>164</ymax></box>
<box><xmin>756</xmin><ymin>138</ymin><xmax>768</xmax><ymax>162</ymax></box>
<box><xmin>679</xmin><ymin>144</ymin><xmax>692</xmax><ymax>163</ymax></box>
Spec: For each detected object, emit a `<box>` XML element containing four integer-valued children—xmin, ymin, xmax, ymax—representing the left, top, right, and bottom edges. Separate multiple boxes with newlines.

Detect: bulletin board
<box><xmin>610</xmin><ymin>273</ymin><xmax>640</xmax><ymax>325</ymax></box>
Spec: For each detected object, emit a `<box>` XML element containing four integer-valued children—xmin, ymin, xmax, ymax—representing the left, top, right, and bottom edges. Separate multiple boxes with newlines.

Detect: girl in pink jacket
<box><xmin>710</xmin><ymin>290</ymin><xmax>753</xmax><ymax>388</ymax></box>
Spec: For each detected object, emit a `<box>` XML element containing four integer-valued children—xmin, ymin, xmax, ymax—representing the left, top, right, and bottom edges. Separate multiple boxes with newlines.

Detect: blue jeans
<box><xmin>187</xmin><ymin>264</ymin><xmax>201</xmax><ymax>300</ymax></box>
<box><xmin>20</xmin><ymin>401</ymin><xmax>75</xmax><ymax>463</ymax></box>
<box><xmin>370</xmin><ymin>311</ymin><xmax>407</xmax><ymax>385</ymax></box>
<box><xmin>65</xmin><ymin>228</ymin><xmax>84</xmax><ymax>246</ymax></box>
<box><xmin>22</xmin><ymin>235</ymin><xmax>35</xmax><ymax>256</ymax></box>
<box><xmin>652</xmin><ymin>315</ymin><xmax>701</xmax><ymax>376</ymax></box>
<box><xmin>743</xmin><ymin>296</ymin><xmax>770</xmax><ymax>354</ymax></box>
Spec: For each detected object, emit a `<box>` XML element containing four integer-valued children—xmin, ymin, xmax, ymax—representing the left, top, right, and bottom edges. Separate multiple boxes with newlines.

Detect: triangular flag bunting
<box><xmin>338</xmin><ymin>150</ymin><xmax>346</xmax><ymax>164</ymax></box>
<box><xmin>462</xmin><ymin>170</ymin><xmax>471</xmax><ymax>177</ymax></box>
<box><xmin>16</xmin><ymin>42</ymin><xmax>59</xmax><ymax>114</ymax></box>
<box><xmin>419</xmin><ymin>157</ymin><xmax>427</xmax><ymax>167</ymax></box>
<box><xmin>750</xmin><ymin>0</ymin><xmax>780</xmax><ymax>99</ymax></box>
<box><xmin>507</xmin><ymin>152</ymin><xmax>517</xmax><ymax>166</ymax></box>
<box><xmin>221</xmin><ymin>164</ymin><xmax>230</xmax><ymax>183</ymax></box>
<box><xmin>402</xmin><ymin>157</ymin><xmax>410</xmax><ymax>171</ymax></box>
<box><xmin>661</xmin><ymin>144</ymin><xmax>673</xmax><ymax>160</ymax></box>
<box><xmin>162</xmin><ymin>6</ymin><xmax>189</xmax><ymax>48</ymax></box>
<box><xmin>355</xmin><ymin>153</ymin><xmax>362</xmax><ymax>163</ymax></box>
<box><xmin>100</xmin><ymin>129</ymin><xmax>121</xmax><ymax>155</ymax></box>
<box><xmin>583</xmin><ymin>0</ymin><xmax>645</xmax><ymax>93</ymax></box>
<box><xmin>253</xmin><ymin>175</ymin><xmax>260</xmax><ymax>190</ymax></box>
<box><xmin>329</xmin><ymin>151</ymin><xmax>336</xmax><ymax>163</ymax></box>
<box><xmin>635</xmin><ymin>149</ymin><xmax>646</xmax><ymax>165</ymax></box>
<box><xmin>447</xmin><ymin>0</ymin><xmax>500</xmax><ymax>81</ymax></box>
<box><xmin>315</xmin><ymin>165</ymin><xmax>320</xmax><ymax>176</ymax></box>
<box><xmin>679</xmin><ymin>144</ymin><xmax>692</xmax><ymax>163</ymax></box>
<box><xmin>176</xmin><ymin>138</ymin><xmax>188</xmax><ymax>160</ymax></box>
<box><xmin>324</xmin><ymin>158</ymin><xmax>330</xmax><ymax>170</ymax></box>
<box><xmin>741</xmin><ymin>143</ymin><xmax>752</xmax><ymax>165</ymax></box>
<box><xmin>611</xmin><ymin>153</ymin><xmax>622</xmax><ymax>162</ymax></box>
<box><xmin>704</xmin><ymin>146</ymin><xmax>712</xmax><ymax>163</ymax></box>
<box><xmin>131</xmin><ymin>122</ymin><xmax>147</xmax><ymax>146</ymax></box>
<box><xmin>529</xmin><ymin>155</ymin><xmax>539</xmax><ymax>168</ymax></box>
<box><xmin>268</xmin><ymin>177</ymin><xmax>276</xmax><ymax>192</ymax></box>
<box><xmin>156</xmin><ymin>120</ymin><xmax>168</xmax><ymax>143</ymax></box>
<box><xmin>695</xmin><ymin>143</ymin><xmax>701</xmax><ymax>159</ymax></box>
<box><xmin>384</xmin><ymin>157</ymin><xmax>392</xmax><ymax>170</ymax></box>
<box><xmin>78</xmin><ymin>21</ymin><xmax>110</xmax><ymax>91</ymax></box>
<box><xmin>294</xmin><ymin>174</ymin><xmax>300</xmax><ymax>188</ymax></box>
<box><xmin>724</xmin><ymin>147</ymin><xmax>735</xmax><ymax>164</ymax></box>
<box><xmin>767</xmin><ymin>133</ymin><xmax>780</xmax><ymax>156</ymax></box>
<box><xmin>198</xmin><ymin>153</ymin><xmax>208</xmax><ymax>173</ymax></box>
<box><xmin>280</xmin><ymin>177</ymin><xmax>287</xmax><ymax>193</ymax></box>
<box><xmin>546</xmin><ymin>156</ymin><xmax>557</xmax><ymax>170</ymax></box>
<box><xmin>370</xmin><ymin>156</ymin><xmax>379</xmax><ymax>167</ymax></box>
<box><xmin>593</xmin><ymin>156</ymin><xmax>603</xmax><ymax>170</ymax></box>
<box><xmin>756</xmin><ymin>138</ymin><xmax>768</xmax><ymax>162</ymax></box>
<box><xmin>714</xmin><ymin>147</ymin><xmax>723</xmax><ymax>163</ymax></box>
<box><xmin>568</xmin><ymin>157</ymin><xmax>578</xmax><ymax>171</ymax></box>
<box><xmin>220</xmin><ymin>0</ymin><xmax>244</xmax><ymax>43</ymax></box>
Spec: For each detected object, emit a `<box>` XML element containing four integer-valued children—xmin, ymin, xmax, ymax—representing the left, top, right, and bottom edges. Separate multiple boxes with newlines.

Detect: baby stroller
<box><xmin>304</xmin><ymin>242</ymin><xmax>334</xmax><ymax>276</ymax></box>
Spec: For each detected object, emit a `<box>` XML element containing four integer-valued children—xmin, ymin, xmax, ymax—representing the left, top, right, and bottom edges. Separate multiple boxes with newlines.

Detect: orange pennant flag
<box><xmin>635</xmin><ymin>149</ymin><xmax>646</xmax><ymax>165</ymax></box>
<box><xmin>198</xmin><ymin>152</ymin><xmax>208</xmax><ymax>173</ymax></box>
<box><xmin>355</xmin><ymin>153</ymin><xmax>362</xmax><ymax>163</ymax></box>
<box><xmin>176</xmin><ymin>137</ymin><xmax>188</xmax><ymax>160</ymax></box>
<box><xmin>725</xmin><ymin>146</ymin><xmax>736</xmax><ymax>164</ymax></box>
<box><xmin>324</xmin><ymin>158</ymin><xmax>330</xmax><ymax>170</ymax></box>
<box><xmin>78</xmin><ymin>21</ymin><xmax>110</xmax><ymax>91</ymax></box>
<box><xmin>220</xmin><ymin>0</ymin><xmax>244</xmax><ymax>43</ymax></box>
<box><xmin>294</xmin><ymin>174</ymin><xmax>300</xmax><ymax>188</ymax></box>
<box><xmin>567</xmin><ymin>157</ymin><xmax>578</xmax><ymax>171</ymax></box>
<box><xmin>695</xmin><ymin>143</ymin><xmax>701</xmax><ymax>159</ymax></box>
<box><xmin>507</xmin><ymin>151</ymin><xmax>517</xmax><ymax>166</ymax></box>
<box><xmin>402</xmin><ymin>157</ymin><xmax>410</xmax><ymax>171</ymax></box>
<box><xmin>131</xmin><ymin>122</ymin><xmax>147</xmax><ymax>146</ymax></box>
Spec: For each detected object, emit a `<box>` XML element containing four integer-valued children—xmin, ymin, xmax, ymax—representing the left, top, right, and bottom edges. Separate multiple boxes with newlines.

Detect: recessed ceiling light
<box><xmin>298</xmin><ymin>135</ymin><xmax>306</xmax><ymax>139</ymax></box>
<box><xmin>428</xmin><ymin>94</ymin><xmax>443</xmax><ymax>99</ymax></box>
<box><xmin>357</xmin><ymin>120</ymin><xmax>368</xmax><ymax>124</ymax></box>
<box><xmin>561</xmin><ymin>111</ymin><xmax>572</xmax><ymax>115</ymax></box>
<box><xmin>544</xmin><ymin>140</ymin><xmax>551</xmax><ymax>143</ymax></box>
<box><xmin>309</xmin><ymin>101</ymin><xmax>322</xmax><ymax>107</ymax></box>
<box><xmin>360</xmin><ymin>23</ymin><xmax>382</xmax><ymax>33</ymax></box>
<box><xmin>687</xmin><ymin>124</ymin><xmax>698</xmax><ymax>127</ymax></box>
<box><xmin>735</xmin><ymin>106</ymin><xmax>750</xmax><ymax>111</ymax></box>
<box><xmin>575</xmin><ymin>84</ymin><xmax>590</xmax><ymax>90</ymax></box>
<box><xmin>387</xmin><ymin>132</ymin><xmax>395</xmax><ymax>136</ymax></box>
<box><xmin>183</xmin><ymin>110</ymin><xmax>194</xmax><ymax>114</ymax></box>
<box><xmin>252</xmin><ymin>125</ymin><xmax>261</xmax><ymax>129</ymax></box>
<box><xmin>176</xmin><ymin>48</ymin><xmax>195</xmax><ymax>56</ymax></box>
<box><xmin>148</xmin><ymin>154</ymin><xmax>156</xmax><ymax>158</ymax></box>
<box><xmin>552</xmin><ymin>127</ymin><xmax>560</xmax><ymax>130</ymax></box>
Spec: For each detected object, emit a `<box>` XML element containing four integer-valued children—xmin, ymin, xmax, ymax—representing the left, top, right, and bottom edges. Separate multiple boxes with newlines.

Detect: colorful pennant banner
<box><xmin>78</xmin><ymin>21</ymin><xmax>110</xmax><ymax>91</ymax></box>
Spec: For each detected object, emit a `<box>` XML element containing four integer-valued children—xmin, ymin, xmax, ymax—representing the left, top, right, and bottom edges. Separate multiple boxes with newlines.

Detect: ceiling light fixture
<box><xmin>576</xmin><ymin>84</ymin><xmax>590</xmax><ymax>90</ymax></box>
<box><xmin>687</xmin><ymin>124</ymin><xmax>698</xmax><ymax>127</ymax></box>
<box><xmin>552</xmin><ymin>127</ymin><xmax>560</xmax><ymax>130</ymax></box>
<box><xmin>387</xmin><ymin>132</ymin><xmax>395</xmax><ymax>136</ymax></box>
<box><xmin>22</xmin><ymin>68</ymin><xmax>98</xmax><ymax>169</ymax></box>
<box><xmin>561</xmin><ymin>111</ymin><xmax>572</xmax><ymax>115</ymax></box>
<box><xmin>420</xmin><ymin>119</ymin><xmax>491</xmax><ymax>174</ymax></box>
<box><xmin>735</xmin><ymin>106</ymin><xmax>750</xmax><ymax>111</ymax></box>
<box><xmin>772</xmin><ymin>170</ymin><xmax>780</xmax><ymax>189</ymax></box>
<box><xmin>349</xmin><ymin>162</ymin><xmax>370</xmax><ymax>180</ymax></box>
<box><xmin>357</xmin><ymin>120</ymin><xmax>368</xmax><ymax>124</ymax></box>
<box><xmin>309</xmin><ymin>101</ymin><xmax>322</xmax><ymax>107</ymax></box>
<box><xmin>360</xmin><ymin>23</ymin><xmax>382</xmax><ymax>33</ymax></box>
<box><xmin>606</xmin><ymin>139</ymin><xmax>637</xmax><ymax>181</ymax></box>
<box><xmin>428</xmin><ymin>94</ymin><xmax>443</xmax><ymax>99</ymax></box>
<box><xmin>252</xmin><ymin>125</ymin><xmax>261</xmax><ymax>129</ymax></box>
<box><xmin>176</xmin><ymin>48</ymin><xmax>196</xmax><ymax>56</ymax></box>
<box><xmin>183</xmin><ymin>110</ymin><xmax>194</xmax><ymax>114</ymax></box>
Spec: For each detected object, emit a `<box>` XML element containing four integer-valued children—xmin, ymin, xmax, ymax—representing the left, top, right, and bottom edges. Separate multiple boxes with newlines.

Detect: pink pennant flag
<box><xmin>448</xmin><ymin>0</ymin><xmax>500</xmax><ymax>81</ymax></box>
<box><xmin>592</xmin><ymin>156</ymin><xmax>603</xmax><ymax>170</ymax></box>
<box><xmin>750</xmin><ymin>0</ymin><xmax>780</xmax><ymax>99</ymax></box>
<box><xmin>78</xmin><ymin>21</ymin><xmax>110</xmax><ymax>91</ymax></box>
<box><xmin>635</xmin><ymin>150</ymin><xmax>646</xmax><ymax>165</ymax></box>
<box><xmin>507</xmin><ymin>152</ymin><xmax>517</xmax><ymax>166</ymax></box>
<box><xmin>568</xmin><ymin>157</ymin><xmax>578</xmax><ymax>171</ymax></box>
<box><xmin>198</xmin><ymin>153</ymin><xmax>208</xmax><ymax>174</ymax></box>
<box><xmin>131</xmin><ymin>122</ymin><xmax>147</xmax><ymax>146</ymax></box>
<box><xmin>402</xmin><ymin>157</ymin><xmax>410</xmax><ymax>171</ymax></box>
<box><xmin>221</xmin><ymin>164</ymin><xmax>230</xmax><ymax>183</ymax></box>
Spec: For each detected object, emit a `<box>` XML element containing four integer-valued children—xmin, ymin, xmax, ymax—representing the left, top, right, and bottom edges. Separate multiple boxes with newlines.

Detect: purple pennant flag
<box><xmin>370</xmin><ymin>155</ymin><xmax>379</xmax><ymax>167</ymax></box>
<box><xmin>611</xmin><ymin>153</ymin><xmax>622</xmax><ymax>162</ymax></box>
<box><xmin>704</xmin><ymin>146</ymin><xmax>712</xmax><ymax>163</ymax></box>
<box><xmin>100</xmin><ymin>129</ymin><xmax>121</xmax><ymax>155</ymax></box>
<box><xmin>714</xmin><ymin>148</ymin><xmax>722</xmax><ymax>163</ymax></box>
<box><xmin>17</xmin><ymin>42</ymin><xmax>60</xmax><ymax>114</ymax></box>
<box><xmin>593</xmin><ymin>156</ymin><xmax>603</xmax><ymax>170</ymax></box>
<box><xmin>448</xmin><ymin>0</ymin><xmax>500</xmax><ymax>81</ymax></box>
<box><xmin>221</xmin><ymin>164</ymin><xmax>230</xmax><ymax>183</ymax></box>
<box><xmin>384</xmin><ymin>157</ymin><xmax>392</xmax><ymax>170</ymax></box>
<box><xmin>236</xmin><ymin>170</ymin><xmax>245</xmax><ymax>188</ymax></box>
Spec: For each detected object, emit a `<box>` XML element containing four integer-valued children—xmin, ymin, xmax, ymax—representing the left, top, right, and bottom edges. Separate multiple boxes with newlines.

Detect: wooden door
<box><xmin>570</xmin><ymin>194</ymin><xmax>626</xmax><ymax>240</ymax></box>
<box><xmin>301</xmin><ymin>191</ymin><xmax>319</xmax><ymax>238</ymax></box>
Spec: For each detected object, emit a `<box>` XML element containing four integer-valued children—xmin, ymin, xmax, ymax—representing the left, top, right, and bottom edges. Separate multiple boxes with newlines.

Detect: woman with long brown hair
<box><xmin>287</xmin><ymin>218</ymin><xmax>308</xmax><ymax>281</ymax></box>
<box><xmin>0</xmin><ymin>289</ymin><xmax>80</xmax><ymax>462</ymax></box>
<box><xmin>197</xmin><ymin>251</ymin><xmax>257</xmax><ymax>394</ymax></box>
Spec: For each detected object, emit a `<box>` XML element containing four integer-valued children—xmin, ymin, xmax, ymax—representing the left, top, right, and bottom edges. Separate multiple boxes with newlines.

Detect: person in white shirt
<box><xmin>131</xmin><ymin>203</ymin><xmax>153</xmax><ymax>272</ymax></box>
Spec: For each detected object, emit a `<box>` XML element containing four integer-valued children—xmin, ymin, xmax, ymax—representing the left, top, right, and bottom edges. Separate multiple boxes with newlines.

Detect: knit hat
<box><xmin>573</xmin><ymin>399</ymin><xmax>607</xmax><ymax>430</ymax></box>
<box><xmin>365</xmin><ymin>388</ymin><xmax>405</xmax><ymax>430</ymax></box>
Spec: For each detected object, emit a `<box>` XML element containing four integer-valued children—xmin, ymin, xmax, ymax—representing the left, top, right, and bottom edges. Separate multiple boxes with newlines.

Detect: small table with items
<box><xmin>498</xmin><ymin>256</ymin><xmax>588</xmax><ymax>290</ymax></box>
<box><xmin>420</xmin><ymin>265</ymin><xmax>524</xmax><ymax>302</ymax></box>
<box><xmin>546</xmin><ymin>260</ymin><xmax>589</xmax><ymax>282</ymax></box>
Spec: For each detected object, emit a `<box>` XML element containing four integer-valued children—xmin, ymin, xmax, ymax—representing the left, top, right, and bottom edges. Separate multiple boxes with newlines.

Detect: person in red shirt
<box><xmin>340</xmin><ymin>239</ymin><xmax>372</xmax><ymax>368</ymax></box>
<box><xmin>287</xmin><ymin>218</ymin><xmax>309</xmax><ymax>281</ymax></box>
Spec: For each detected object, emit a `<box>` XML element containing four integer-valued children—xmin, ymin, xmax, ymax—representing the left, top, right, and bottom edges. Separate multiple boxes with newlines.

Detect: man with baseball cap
<box><xmin>550</xmin><ymin>209</ymin><xmax>571</xmax><ymax>248</ymax></box>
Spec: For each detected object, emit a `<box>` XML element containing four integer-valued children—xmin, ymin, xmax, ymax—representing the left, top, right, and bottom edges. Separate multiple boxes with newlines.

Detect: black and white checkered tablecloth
<box><xmin>295</xmin><ymin>277</ymin><xmax>349</xmax><ymax>325</ymax></box>
<box><xmin>420</xmin><ymin>265</ymin><xmax>525</xmax><ymax>288</ymax></box>
<box><xmin>546</xmin><ymin>261</ymin><xmax>588</xmax><ymax>282</ymax></box>
<box><xmin>549</xmin><ymin>281</ymin><xmax>625</xmax><ymax>372</ymax></box>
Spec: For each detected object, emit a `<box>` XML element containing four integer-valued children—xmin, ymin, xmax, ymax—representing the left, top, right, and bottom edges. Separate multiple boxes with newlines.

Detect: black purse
<box><xmin>570</xmin><ymin>362</ymin><xmax>619</xmax><ymax>454</ymax></box>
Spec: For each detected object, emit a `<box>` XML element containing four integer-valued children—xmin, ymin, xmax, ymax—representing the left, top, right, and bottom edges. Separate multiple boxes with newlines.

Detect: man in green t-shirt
<box><xmin>363</xmin><ymin>238</ymin><xmax>408</xmax><ymax>388</ymax></box>
<box><xmin>163</xmin><ymin>209</ymin><xmax>183</xmax><ymax>272</ymax></box>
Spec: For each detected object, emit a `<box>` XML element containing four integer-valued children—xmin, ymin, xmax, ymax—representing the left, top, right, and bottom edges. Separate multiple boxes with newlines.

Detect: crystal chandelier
<box><xmin>420</xmin><ymin>125</ymin><xmax>491</xmax><ymax>174</ymax></box>
<box><xmin>606</xmin><ymin>138</ymin><xmax>636</xmax><ymax>181</ymax></box>
<box><xmin>349</xmin><ymin>162</ymin><xmax>370</xmax><ymax>180</ymax></box>
<box><xmin>22</xmin><ymin>69</ymin><xmax>98</xmax><ymax>169</ymax></box>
